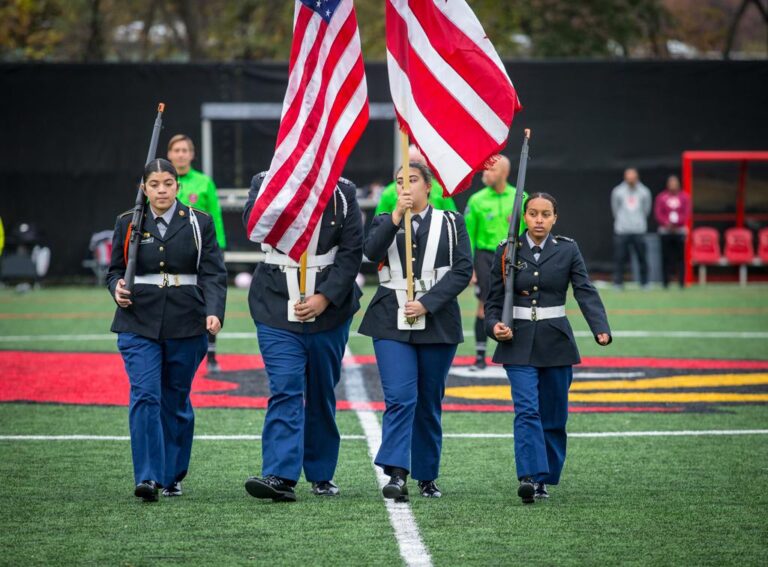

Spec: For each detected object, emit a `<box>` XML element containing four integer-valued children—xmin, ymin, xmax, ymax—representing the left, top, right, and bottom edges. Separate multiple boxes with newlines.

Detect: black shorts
<box><xmin>474</xmin><ymin>249</ymin><xmax>496</xmax><ymax>301</ymax></box>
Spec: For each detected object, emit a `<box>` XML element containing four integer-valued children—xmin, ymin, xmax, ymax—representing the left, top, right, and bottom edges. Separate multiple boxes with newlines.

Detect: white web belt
<box><xmin>512</xmin><ymin>305</ymin><xmax>566</xmax><ymax>321</ymax></box>
<box><xmin>378</xmin><ymin>210</ymin><xmax>446</xmax><ymax>330</ymax></box>
<box><xmin>261</xmin><ymin>221</ymin><xmax>337</xmax><ymax>323</ymax></box>
<box><xmin>134</xmin><ymin>274</ymin><xmax>198</xmax><ymax>287</ymax></box>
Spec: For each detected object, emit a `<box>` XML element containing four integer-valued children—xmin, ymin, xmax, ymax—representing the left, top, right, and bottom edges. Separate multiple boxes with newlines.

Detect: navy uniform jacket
<box><xmin>242</xmin><ymin>173</ymin><xmax>363</xmax><ymax>334</ymax></box>
<box><xmin>358</xmin><ymin>208</ymin><xmax>473</xmax><ymax>344</ymax></box>
<box><xmin>107</xmin><ymin>200</ymin><xmax>227</xmax><ymax>340</ymax></box>
<box><xmin>484</xmin><ymin>234</ymin><xmax>611</xmax><ymax>367</ymax></box>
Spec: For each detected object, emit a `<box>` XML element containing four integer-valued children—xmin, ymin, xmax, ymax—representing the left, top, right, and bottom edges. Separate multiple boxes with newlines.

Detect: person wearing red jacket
<box><xmin>654</xmin><ymin>175</ymin><xmax>691</xmax><ymax>288</ymax></box>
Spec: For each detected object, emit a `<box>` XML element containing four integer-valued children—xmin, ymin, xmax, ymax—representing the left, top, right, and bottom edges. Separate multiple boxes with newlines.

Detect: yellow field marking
<box><xmin>569</xmin><ymin>392</ymin><xmax>768</xmax><ymax>403</ymax></box>
<box><xmin>444</xmin><ymin>385</ymin><xmax>768</xmax><ymax>404</ymax></box>
<box><xmin>445</xmin><ymin>372</ymin><xmax>768</xmax><ymax>404</ymax></box>
<box><xmin>571</xmin><ymin>373</ymin><xmax>768</xmax><ymax>391</ymax></box>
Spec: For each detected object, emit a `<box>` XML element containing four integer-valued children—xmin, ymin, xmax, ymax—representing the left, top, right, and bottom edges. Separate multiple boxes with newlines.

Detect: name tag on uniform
<box><xmin>140</xmin><ymin>236</ymin><xmax>155</xmax><ymax>245</ymax></box>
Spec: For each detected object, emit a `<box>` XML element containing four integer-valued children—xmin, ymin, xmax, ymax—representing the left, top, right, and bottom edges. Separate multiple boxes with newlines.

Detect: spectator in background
<box><xmin>374</xmin><ymin>145</ymin><xmax>457</xmax><ymax>216</ymax></box>
<box><xmin>654</xmin><ymin>175</ymin><xmax>691</xmax><ymax>288</ymax></box>
<box><xmin>611</xmin><ymin>168</ymin><xmax>652</xmax><ymax>289</ymax></box>
<box><xmin>168</xmin><ymin>134</ymin><xmax>227</xmax><ymax>372</ymax></box>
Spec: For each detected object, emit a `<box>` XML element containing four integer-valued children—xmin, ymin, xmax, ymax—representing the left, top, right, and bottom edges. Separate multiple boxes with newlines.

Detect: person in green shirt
<box><xmin>167</xmin><ymin>135</ymin><xmax>227</xmax><ymax>250</ymax></box>
<box><xmin>464</xmin><ymin>155</ymin><xmax>527</xmax><ymax>370</ymax></box>
<box><xmin>374</xmin><ymin>145</ymin><xmax>457</xmax><ymax>215</ymax></box>
<box><xmin>167</xmin><ymin>134</ymin><xmax>227</xmax><ymax>373</ymax></box>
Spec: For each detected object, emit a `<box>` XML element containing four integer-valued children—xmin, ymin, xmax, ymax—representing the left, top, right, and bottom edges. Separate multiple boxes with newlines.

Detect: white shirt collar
<box><xmin>151</xmin><ymin>200</ymin><xmax>177</xmax><ymax>225</ymax></box>
<box><xmin>526</xmin><ymin>231</ymin><xmax>548</xmax><ymax>250</ymax></box>
<box><xmin>413</xmin><ymin>205</ymin><xmax>430</xmax><ymax>220</ymax></box>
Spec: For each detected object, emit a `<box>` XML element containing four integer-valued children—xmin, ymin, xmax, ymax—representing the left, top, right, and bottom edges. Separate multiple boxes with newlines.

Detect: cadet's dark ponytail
<box><xmin>143</xmin><ymin>158</ymin><xmax>178</xmax><ymax>183</ymax></box>
<box><xmin>524</xmin><ymin>192</ymin><xmax>558</xmax><ymax>214</ymax></box>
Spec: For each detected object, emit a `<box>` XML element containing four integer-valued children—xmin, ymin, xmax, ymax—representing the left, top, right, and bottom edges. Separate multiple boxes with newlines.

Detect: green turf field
<box><xmin>1</xmin><ymin>284</ymin><xmax>767</xmax><ymax>359</ymax></box>
<box><xmin>1</xmin><ymin>284</ymin><xmax>767</xmax><ymax>565</ymax></box>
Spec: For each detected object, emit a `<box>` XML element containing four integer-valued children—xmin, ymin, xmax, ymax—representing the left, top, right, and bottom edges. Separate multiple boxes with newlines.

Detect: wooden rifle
<box><xmin>124</xmin><ymin>103</ymin><xmax>165</xmax><ymax>291</ymax></box>
<box><xmin>501</xmin><ymin>129</ymin><xmax>531</xmax><ymax>329</ymax></box>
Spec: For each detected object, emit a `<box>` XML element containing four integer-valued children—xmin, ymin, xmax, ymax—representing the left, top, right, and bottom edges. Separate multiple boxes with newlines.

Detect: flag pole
<box><xmin>401</xmin><ymin>131</ymin><xmax>416</xmax><ymax>323</ymax></box>
<box><xmin>299</xmin><ymin>251</ymin><xmax>308</xmax><ymax>302</ymax></box>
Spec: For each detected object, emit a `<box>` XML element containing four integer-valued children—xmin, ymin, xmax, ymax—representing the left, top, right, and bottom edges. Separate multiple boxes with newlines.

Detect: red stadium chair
<box><xmin>690</xmin><ymin>227</ymin><xmax>722</xmax><ymax>284</ymax></box>
<box><xmin>724</xmin><ymin>227</ymin><xmax>754</xmax><ymax>286</ymax></box>
<box><xmin>758</xmin><ymin>228</ymin><xmax>768</xmax><ymax>264</ymax></box>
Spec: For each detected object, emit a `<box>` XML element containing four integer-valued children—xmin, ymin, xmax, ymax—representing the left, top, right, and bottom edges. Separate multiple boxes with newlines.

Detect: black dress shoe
<box><xmin>382</xmin><ymin>474</ymin><xmax>409</xmax><ymax>502</ymax></box>
<box><xmin>245</xmin><ymin>475</ymin><xmax>296</xmax><ymax>502</ymax></box>
<box><xmin>134</xmin><ymin>480</ymin><xmax>159</xmax><ymax>502</ymax></box>
<box><xmin>470</xmin><ymin>356</ymin><xmax>487</xmax><ymax>371</ymax></box>
<box><xmin>518</xmin><ymin>477</ymin><xmax>535</xmax><ymax>504</ymax></box>
<box><xmin>162</xmin><ymin>482</ymin><xmax>182</xmax><ymax>497</ymax></box>
<box><xmin>418</xmin><ymin>480</ymin><xmax>442</xmax><ymax>498</ymax></box>
<box><xmin>534</xmin><ymin>482</ymin><xmax>549</xmax><ymax>499</ymax></box>
<box><xmin>311</xmin><ymin>480</ymin><xmax>340</xmax><ymax>496</ymax></box>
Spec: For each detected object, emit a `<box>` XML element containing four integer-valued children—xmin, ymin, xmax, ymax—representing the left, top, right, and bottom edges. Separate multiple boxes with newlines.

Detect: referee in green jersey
<box><xmin>464</xmin><ymin>155</ymin><xmax>526</xmax><ymax>370</ymax></box>
<box><xmin>167</xmin><ymin>134</ymin><xmax>227</xmax><ymax>373</ymax></box>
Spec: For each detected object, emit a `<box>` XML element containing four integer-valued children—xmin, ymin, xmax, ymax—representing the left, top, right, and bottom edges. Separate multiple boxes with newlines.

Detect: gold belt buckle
<box><xmin>173</xmin><ymin>274</ymin><xmax>181</xmax><ymax>286</ymax></box>
<box><xmin>531</xmin><ymin>306</ymin><xmax>537</xmax><ymax>321</ymax></box>
<box><xmin>160</xmin><ymin>273</ymin><xmax>169</xmax><ymax>288</ymax></box>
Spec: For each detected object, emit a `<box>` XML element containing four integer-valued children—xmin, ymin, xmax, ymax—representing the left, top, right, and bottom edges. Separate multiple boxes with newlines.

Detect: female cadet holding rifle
<box><xmin>484</xmin><ymin>192</ymin><xmax>611</xmax><ymax>504</ymax></box>
<box><xmin>359</xmin><ymin>162</ymin><xmax>472</xmax><ymax>501</ymax></box>
<box><xmin>108</xmin><ymin>158</ymin><xmax>227</xmax><ymax>502</ymax></box>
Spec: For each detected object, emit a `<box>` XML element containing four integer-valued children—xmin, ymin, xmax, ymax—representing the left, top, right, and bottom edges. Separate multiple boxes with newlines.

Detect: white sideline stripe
<box><xmin>0</xmin><ymin>434</ymin><xmax>363</xmax><ymax>441</ymax></box>
<box><xmin>2</xmin><ymin>329</ymin><xmax>768</xmax><ymax>342</ymax></box>
<box><xmin>444</xmin><ymin>430</ymin><xmax>768</xmax><ymax>439</ymax></box>
<box><xmin>343</xmin><ymin>347</ymin><xmax>433</xmax><ymax>567</ymax></box>
<box><xmin>591</xmin><ymin>330</ymin><xmax>768</xmax><ymax>339</ymax></box>
<box><xmin>1</xmin><ymin>430</ymin><xmax>766</xmax><ymax>442</ymax></box>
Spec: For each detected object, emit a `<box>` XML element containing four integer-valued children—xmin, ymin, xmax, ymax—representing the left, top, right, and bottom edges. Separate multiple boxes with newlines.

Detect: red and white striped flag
<box><xmin>386</xmin><ymin>0</ymin><xmax>522</xmax><ymax>195</ymax></box>
<box><xmin>246</xmin><ymin>0</ymin><xmax>369</xmax><ymax>259</ymax></box>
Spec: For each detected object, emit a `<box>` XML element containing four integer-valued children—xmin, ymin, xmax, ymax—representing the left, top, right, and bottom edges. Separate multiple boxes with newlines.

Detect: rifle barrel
<box><xmin>500</xmin><ymin>130</ymin><xmax>531</xmax><ymax>327</ymax></box>
<box><xmin>124</xmin><ymin>103</ymin><xmax>166</xmax><ymax>292</ymax></box>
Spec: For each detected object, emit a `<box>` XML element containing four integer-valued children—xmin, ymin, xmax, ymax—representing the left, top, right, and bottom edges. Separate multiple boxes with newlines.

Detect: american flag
<box><xmin>386</xmin><ymin>0</ymin><xmax>522</xmax><ymax>195</ymax></box>
<box><xmin>246</xmin><ymin>0</ymin><xmax>369</xmax><ymax>260</ymax></box>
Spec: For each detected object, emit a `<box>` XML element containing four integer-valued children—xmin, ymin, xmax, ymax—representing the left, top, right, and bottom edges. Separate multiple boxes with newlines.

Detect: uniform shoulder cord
<box><xmin>335</xmin><ymin>186</ymin><xmax>348</xmax><ymax>219</ymax></box>
<box><xmin>445</xmin><ymin>212</ymin><xmax>457</xmax><ymax>266</ymax></box>
<box><xmin>188</xmin><ymin>208</ymin><xmax>202</xmax><ymax>270</ymax></box>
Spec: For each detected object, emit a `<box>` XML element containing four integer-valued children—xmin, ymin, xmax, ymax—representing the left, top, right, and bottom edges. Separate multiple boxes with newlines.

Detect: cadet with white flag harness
<box><xmin>243</xmin><ymin>171</ymin><xmax>363</xmax><ymax>502</ymax></box>
<box><xmin>359</xmin><ymin>161</ymin><xmax>472</xmax><ymax>501</ymax></box>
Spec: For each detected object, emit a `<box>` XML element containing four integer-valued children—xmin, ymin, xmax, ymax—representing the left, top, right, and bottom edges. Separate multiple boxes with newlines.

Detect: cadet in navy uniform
<box><xmin>108</xmin><ymin>158</ymin><xmax>227</xmax><ymax>502</ymax></box>
<box><xmin>243</xmin><ymin>172</ymin><xmax>363</xmax><ymax>502</ymax></box>
<box><xmin>484</xmin><ymin>192</ymin><xmax>611</xmax><ymax>504</ymax></box>
<box><xmin>359</xmin><ymin>162</ymin><xmax>472</xmax><ymax>501</ymax></box>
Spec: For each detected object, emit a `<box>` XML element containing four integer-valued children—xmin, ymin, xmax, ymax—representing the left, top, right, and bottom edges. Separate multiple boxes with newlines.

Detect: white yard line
<box><xmin>443</xmin><ymin>429</ymin><xmax>768</xmax><ymax>439</ymax></box>
<box><xmin>1</xmin><ymin>430</ymin><xmax>766</xmax><ymax>442</ymax></box>
<box><xmin>1</xmin><ymin>330</ymin><xmax>768</xmax><ymax>342</ymax></box>
<box><xmin>342</xmin><ymin>348</ymin><xmax>433</xmax><ymax>567</ymax></box>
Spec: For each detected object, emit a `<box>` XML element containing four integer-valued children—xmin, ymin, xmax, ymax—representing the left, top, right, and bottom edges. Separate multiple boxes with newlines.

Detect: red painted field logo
<box><xmin>0</xmin><ymin>351</ymin><xmax>766</xmax><ymax>413</ymax></box>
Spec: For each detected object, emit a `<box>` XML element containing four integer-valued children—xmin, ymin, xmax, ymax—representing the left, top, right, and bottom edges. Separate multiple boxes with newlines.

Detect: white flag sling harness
<box><xmin>378</xmin><ymin>209</ymin><xmax>456</xmax><ymax>330</ymax></box>
<box><xmin>260</xmin><ymin>186</ymin><xmax>348</xmax><ymax>323</ymax></box>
